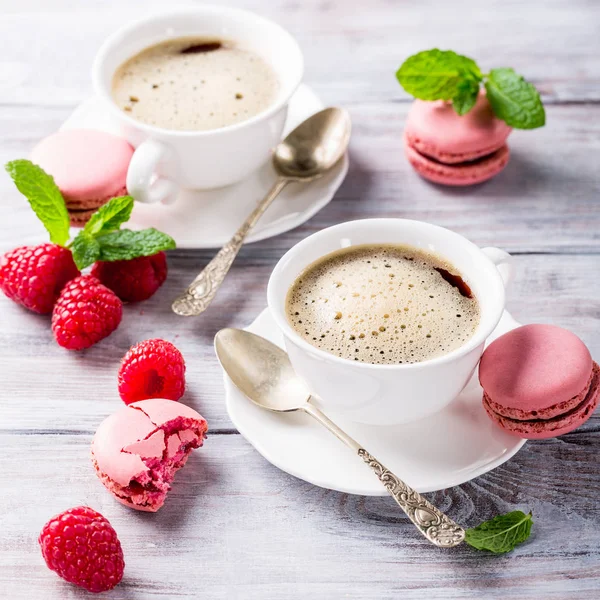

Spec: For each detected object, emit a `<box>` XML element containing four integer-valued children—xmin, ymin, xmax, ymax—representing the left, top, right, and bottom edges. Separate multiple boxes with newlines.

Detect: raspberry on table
<box><xmin>0</xmin><ymin>243</ymin><xmax>79</xmax><ymax>314</ymax></box>
<box><xmin>91</xmin><ymin>252</ymin><xmax>168</xmax><ymax>302</ymax></box>
<box><xmin>118</xmin><ymin>338</ymin><xmax>186</xmax><ymax>404</ymax></box>
<box><xmin>52</xmin><ymin>275</ymin><xmax>122</xmax><ymax>350</ymax></box>
<box><xmin>38</xmin><ymin>506</ymin><xmax>124</xmax><ymax>593</ymax></box>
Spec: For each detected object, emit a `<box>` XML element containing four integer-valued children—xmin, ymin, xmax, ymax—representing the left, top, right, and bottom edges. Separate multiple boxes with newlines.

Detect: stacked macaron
<box><xmin>30</xmin><ymin>129</ymin><xmax>134</xmax><ymax>226</ymax></box>
<box><xmin>404</xmin><ymin>93</ymin><xmax>511</xmax><ymax>186</ymax></box>
<box><xmin>479</xmin><ymin>324</ymin><xmax>600</xmax><ymax>439</ymax></box>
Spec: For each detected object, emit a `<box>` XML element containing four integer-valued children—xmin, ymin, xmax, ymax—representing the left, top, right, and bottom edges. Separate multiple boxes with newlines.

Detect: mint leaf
<box><xmin>71</xmin><ymin>232</ymin><xmax>101</xmax><ymax>270</ymax></box>
<box><xmin>452</xmin><ymin>77</ymin><xmax>480</xmax><ymax>115</ymax></box>
<box><xmin>396</xmin><ymin>49</ymin><xmax>482</xmax><ymax>101</ymax></box>
<box><xmin>5</xmin><ymin>159</ymin><xmax>70</xmax><ymax>246</ymax></box>
<box><xmin>485</xmin><ymin>68</ymin><xmax>545</xmax><ymax>129</ymax></box>
<box><xmin>96</xmin><ymin>228</ymin><xmax>176</xmax><ymax>262</ymax></box>
<box><xmin>83</xmin><ymin>195</ymin><xmax>134</xmax><ymax>237</ymax></box>
<box><xmin>465</xmin><ymin>511</ymin><xmax>533</xmax><ymax>553</ymax></box>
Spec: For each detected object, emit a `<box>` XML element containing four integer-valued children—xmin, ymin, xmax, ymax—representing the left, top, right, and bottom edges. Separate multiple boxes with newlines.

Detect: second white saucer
<box><xmin>223</xmin><ymin>308</ymin><xmax>526</xmax><ymax>495</ymax></box>
<box><xmin>61</xmin><ymin>84</ymin><xmax>348</xmax><ymax>249</ymax></box>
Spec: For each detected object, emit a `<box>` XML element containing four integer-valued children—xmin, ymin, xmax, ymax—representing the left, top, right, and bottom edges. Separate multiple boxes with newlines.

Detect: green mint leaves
<box><xmin>395</xmin><ymin>49</ymin><xmax>481</xmax><ymax>101</ymax></box>
<box><xmin>485</xmin><ymin>68</ymin><xmax>546</xmax><ymax>129</ymax></box>
<box><xmin>5</xmin><ymin>159</ymin><xmax>71</xmax><ymax>246</ymax></box>
<box><xmin>465</xmin><ymin>511</ymin><xmax>533</xmax><ymax>554</ymax></box>
<box><xmin>5</xmin><ymin>159</ymin><xmax>176</xmax><ymax>270</ymax></box>
<box><xmin>93</xmin><ymin>228</ymin><xmax>176</xmax><ymax>263</ymax></box>
<box><xmin>82</xmin><ymin>195</ymin><xmax>134</xmax><ymax>238</ymax></box>
<box><xmin>396</xmin><ymin>49</ymin><xmax>545</xmax><ymax>128</ymax></box>
<box><xmin>70</xmin><ymin>199</ymin><xmax>175</xmax><ymax>270</ymax></box>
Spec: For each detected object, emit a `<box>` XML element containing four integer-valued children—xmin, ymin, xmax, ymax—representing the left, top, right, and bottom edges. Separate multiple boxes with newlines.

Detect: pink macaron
<box><xmin>91</xmin><ymin>399</ymin><xmax>208</xmax><ymax>512</ymax></box>
<box><xmin>479</xmin><ymin>324</ymin><xmax>599</xmax><ymax>439</ymax></box>
<box><xmin>30</xmin><ymin>129</ymin><xmax>134</xmax><ymax>226</ymax></box>
<box><xmin>404</xmin><ymin>92</ymin><xmax>512</xmax><ymax>186</ymax></box>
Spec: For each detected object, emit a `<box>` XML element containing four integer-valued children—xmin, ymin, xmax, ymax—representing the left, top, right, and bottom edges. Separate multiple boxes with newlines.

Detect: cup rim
<box><xmin>91</xmin><ymin>5</ymin><xmax>304</xmax><ymax>138</ymax></box>
<box><xmin>267</xmin><ymin>218</ymin><xmax>506</xmax><ymax>371</ymax></box>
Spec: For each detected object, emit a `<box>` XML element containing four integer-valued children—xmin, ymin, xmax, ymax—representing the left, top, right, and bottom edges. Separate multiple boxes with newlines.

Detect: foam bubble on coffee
<box><xmin>285</xmin><ymin>244</ymin><xmax>480</xmax><ymax>365</ymax></box>
<box><xmin>112</xmin><ymin>37</ymin><xmax>279</xmax><ymax>131</ymax></box>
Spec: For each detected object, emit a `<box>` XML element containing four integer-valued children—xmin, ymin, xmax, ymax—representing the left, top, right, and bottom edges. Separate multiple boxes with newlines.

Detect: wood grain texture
<box><xmin>0</xmin><ymin>0</ymin><xmax>599</xmax><ymax>598</ymax></box>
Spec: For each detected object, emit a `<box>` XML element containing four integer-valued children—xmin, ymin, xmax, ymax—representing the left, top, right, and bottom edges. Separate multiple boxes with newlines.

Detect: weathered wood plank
<box><xmin>0</xmin><ymin>0</ymin><xmax>598</xmax><ymax>107</ymax></box>
<box><xmin>1</xmin><ymin>432</ymin><xmax>599</xmax><ymax>600</ymax></box>
<box><xmin>1</xmin><ymin>254</ymin><xmax>599</xmax><ymax>433</ymax></box>
<box><xmin>2</xmin><ymin>103</ymin><xmax>600</xmax><ymax>253</ymax></box>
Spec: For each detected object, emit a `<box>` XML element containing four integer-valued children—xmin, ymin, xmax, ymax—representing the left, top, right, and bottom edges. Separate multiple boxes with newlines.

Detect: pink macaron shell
<box><xmin>479</xmin><ymin>324</ymin><xmax>593</xmax><ymax>419</ymax></box>
<box><xmin>483</xmin><ymin>363</ymin><xmax>600</xmax><ymax>439</ymax></box>
<box><xmin>130</xmin><ymin>398</ymin><xmax>207</xmax><ymax>429</ymax></box>
<box><xmin>404</xmin><ymin>93</ymin><xmax>512</xmax><ymax>163</ymax></box>
<box><xmin>404</xmin><ymin>135</ymin><xmax>509</xmax><ymax>186</ymax></box>
<box><xmin>30</xmin><ymin>129</ymin><xmax>133</xmax><ymax>204</ymax></box>
<box><xmin>91</xmin><ymin>405</ymin><xmax>155</xmax><ymax>487</ymax></box>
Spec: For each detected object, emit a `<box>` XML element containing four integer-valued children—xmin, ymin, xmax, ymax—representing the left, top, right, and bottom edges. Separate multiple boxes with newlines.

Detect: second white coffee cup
<box><xmin>267</xmin><ymin>218</ymin><xmax>514</xmax><ymax>426</ymax></box>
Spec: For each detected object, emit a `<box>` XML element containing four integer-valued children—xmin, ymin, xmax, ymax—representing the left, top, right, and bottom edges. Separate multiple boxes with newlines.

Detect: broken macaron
<box><xmin>91</xmin><ymin>399</ymin><xmax>207</xmax><ymax>512</ymax></box>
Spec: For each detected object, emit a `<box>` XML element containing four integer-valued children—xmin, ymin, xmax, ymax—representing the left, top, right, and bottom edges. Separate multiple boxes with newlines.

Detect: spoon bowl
<box><xmin>215</xmin><ymin>328</ymin><xmax>310</xmax><ymax>412</ymax></box>
<box><xmin>274</xmin><ymin>107</ymin><xmax>351</xmax><ymax>180</ymax></box>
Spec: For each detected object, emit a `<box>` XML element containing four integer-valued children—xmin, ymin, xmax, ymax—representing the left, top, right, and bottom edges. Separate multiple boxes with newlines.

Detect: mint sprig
<box><xmin>395</xmin><ymin>49</ymin><xmax>481</xmax><ymax>101</ymax></box>
<box><xmin>70</xmin><ymin>200</ymin><xmax>175</xmax><ymax>269</ymax></box>
<box><xmin>82</xmin><ymin>195</ymin><xmax>134</xmax><ymax>237</ymax></box>
<box><xmin>5</xmin><ymin>159</ymin><xmax>71</xmax><ymax>246</ymax></box>
<box><xmin>485</xmin><ymin>68</ymin><xmax>546</xmax><ymax>129</ymax></box>
<box><xmin>396</xmin><ymin>49</ymin><xmax>545</xmax><ymax>129</ymax></box>
<box><xmin>5</xmin><ymin>159</ymin><xmax>176</xmax><ymax>270</ymax></box>
<box><xmin>95</xmin><ymin>228</ymin><xmax>176</xmax><ymax>263</ymax></box>
<box><xmin>465</xmin><ymin>511</ymin><xmax>533</xmax><ymax>554</ymax></box>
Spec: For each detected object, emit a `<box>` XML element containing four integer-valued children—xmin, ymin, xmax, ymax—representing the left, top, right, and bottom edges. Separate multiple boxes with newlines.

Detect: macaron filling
<box><xmin>92</xmin><ymin>407</ymin><xmax>207</xmax><ymax>512</ymax></box>
<box><xmin>483</xmin><ymin>362</ymin><xmax>600</xmax><ymax>436</ymax></box>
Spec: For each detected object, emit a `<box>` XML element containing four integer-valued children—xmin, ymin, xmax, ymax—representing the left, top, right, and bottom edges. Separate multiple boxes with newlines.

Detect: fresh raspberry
<box><xmin>0</xmin><ymin>244</ymin><xmax>79</xmax><ymax>314</ymax></box>
<box><xmin>91</xmin><ymin>252</ymin><xmax>168</xmax><ymax>302</ymax></box>
<box><xmin>38</xmin><ymin>506</ymin><xmax>124</xmax><ymax>593</ymax></box>
<box><xmin>118</xmin><ymin>338</ymin><xmax>186</xmax><ymax>404</ymax></box>
<box><xmin>52</xmin><ymin>275</ymin><xmax>122</xmax><ymax>350</ymax></box>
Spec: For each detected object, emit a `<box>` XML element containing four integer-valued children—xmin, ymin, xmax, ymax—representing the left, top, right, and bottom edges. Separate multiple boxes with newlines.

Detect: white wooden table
<box><xmin>1</xmin><ymin>1</ymin><xmax>599</xmax><ymax>598</ymax></box>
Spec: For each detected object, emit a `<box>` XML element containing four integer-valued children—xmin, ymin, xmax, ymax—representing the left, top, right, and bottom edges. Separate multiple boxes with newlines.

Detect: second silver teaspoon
<box><xmin>172</xmin><ymin>107</ymin><xmax>351</xmax><ymax>316</ymax></box>
<box><xmin>214</xmin><ymin>327</ymin><xmax>466</xmax><ymax>548</ymax></box>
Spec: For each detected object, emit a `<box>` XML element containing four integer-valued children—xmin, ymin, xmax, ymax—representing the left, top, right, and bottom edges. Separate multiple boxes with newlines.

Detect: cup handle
<box><xmin>126</xmin><ymin>139</ymin><xmax>179</xmax><ymax>205</ymax></box>
<box><xmin>481</xmin><ymin>247</ymin><xmax>514</xmax><ymax>288</ymax></box>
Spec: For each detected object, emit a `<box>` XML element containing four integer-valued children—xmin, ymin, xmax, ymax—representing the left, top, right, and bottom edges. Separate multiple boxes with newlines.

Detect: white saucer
<box><xmin>224</xmin><ymin>308</ymin><xmax>526</xmax><ymax>495</ymax></box>
<box><xmin>60</xmin><ymin>85</ymin><xmax>348</xmax><ymax>249</ymax></box>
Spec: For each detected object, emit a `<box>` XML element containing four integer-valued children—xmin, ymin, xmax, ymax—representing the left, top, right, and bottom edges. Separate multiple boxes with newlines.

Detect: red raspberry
<box><xmin>0</xmin><ymin>243</ymin><xmax>79</xmax><ymax>314</ymax></box>
<box><xmin>38</xmin><ymin>506</ymin><xmax>124</xmax><ymax>593</ymax></box>
<box><xmin>91</xmin><ymin>252</ymin><xmax>168</xmax><ymax>302</ymax></box>
<box><xmin>118</xmin><ymin>338</ymin><xmax>186</xmax><ymax>404</ymax></box>
<box><xmin>52</xmin><ymin>275</ymin><xmax>122</xmax><ymax>350</ymax></box>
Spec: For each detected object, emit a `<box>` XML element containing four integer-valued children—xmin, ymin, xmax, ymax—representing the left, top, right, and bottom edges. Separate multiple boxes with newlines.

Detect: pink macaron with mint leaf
<box><xmin>396</xmin><ymin>48</ymin><xmax>545</xmax><ymax>186</ymax></box>
<box><xmin>404</xmin><ymin>93</ymin><xmax>511</xmax><ymax>186</ymax></box>
<box><xmin>479</xmin><ymin>324</ymin><xmax>600</xmax><ymax>439</ymax></box>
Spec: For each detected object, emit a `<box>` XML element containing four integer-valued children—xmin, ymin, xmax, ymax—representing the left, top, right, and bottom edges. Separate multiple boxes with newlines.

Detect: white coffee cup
<box><xmin>267</xmin><ymin>219</ymin><xmax>514</xmax><ymax>426</ymax></box>
<box><xmin>92</xmin><ymin>6</ymin><xmax>303</xmax><ymax>203</ymax></box>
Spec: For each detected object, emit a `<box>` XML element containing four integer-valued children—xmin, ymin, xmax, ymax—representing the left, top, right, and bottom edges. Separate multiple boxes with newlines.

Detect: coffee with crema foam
<box><xmin>285</xmin><ymin>244</ymin><xmax>480</xmax><ymax>365</ymax></box>
<box><xmin>111</xmin><ymin>37</ymin><xmax>279</xmax><ymax>131</ymax></box>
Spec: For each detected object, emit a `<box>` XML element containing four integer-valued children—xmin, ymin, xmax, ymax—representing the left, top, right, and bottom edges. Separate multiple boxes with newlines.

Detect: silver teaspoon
<box><xmin>172</xmin><ymin>107</ymin><xmax>351</xmax><ymax>316</ymax></box>
<box><xmin>214</xmin><ymin>328</ymin><xmax>466</xmax><ymax>548</ymax></box>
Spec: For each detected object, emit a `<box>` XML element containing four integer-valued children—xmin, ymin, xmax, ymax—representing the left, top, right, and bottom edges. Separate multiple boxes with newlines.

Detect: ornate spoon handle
<box><xmin>172</xmin><ymin>178</ymin><xmax>288</xmax><ymax>316</ymax></box>
<box><xmin>302</xmin><ymin>400</ymin><xmax>465</xmax><ymax>548</ymax></box>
